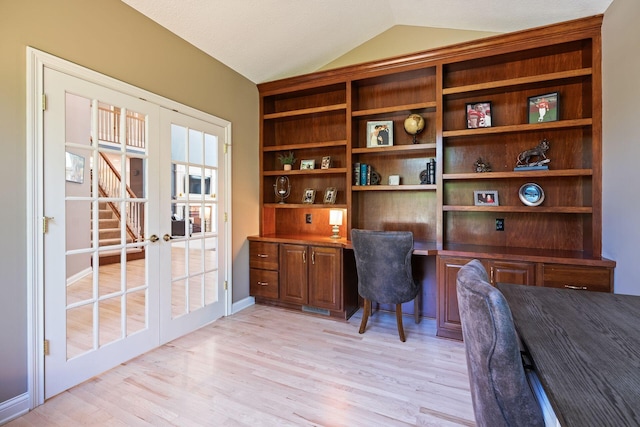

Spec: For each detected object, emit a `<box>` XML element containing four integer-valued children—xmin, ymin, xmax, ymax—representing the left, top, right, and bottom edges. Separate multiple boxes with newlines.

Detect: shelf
<box><xmin>443</xmin><ymin>169</ymin><xmax>592</xmax><ymax>180</ymax></box>
<box><xmin>352</xmin><ymin>101</ymin><xmax>437</xmax><ymax>117</ymax></box>
<box><xmin>264</xmin><ymin>203</ymin><xmax>348</xmax><ymax>209</ymax></box>
<box><xmin>263</xmin><ymin>103</ymin><xmax>347</xmax><ymax>120</ymax></box>
<box><xmin>263</xmin><ymin>140</ymin><xmax>347</xmax><ymax>152</ymax></box>
<box><xmin>443</xmin><ymin>205</ymin><xmax>592</xmax><ymax>214</ymax></box>
<box><xmin>352</xmin><ymin>142</ymin><xmax>436</xmax><ymax>154</ymax></box>
<box><xmin>352</xmin><ymin>184</ymin><xmax>436</xmax><ymax>191</ymax></box>
<box><xmin>442</xmin><ymin>69</ymin><xmax>592</xmax><ymax>95</ymax></box>
<box><xmin>264</xmin><ymin>168</ymin><xmax>347</xmax><ymax>176</ymax></box>
<box><xmin>442</xmin><ymin>119</ymin><xmax>592</xmax><ymax>138</ymax></box>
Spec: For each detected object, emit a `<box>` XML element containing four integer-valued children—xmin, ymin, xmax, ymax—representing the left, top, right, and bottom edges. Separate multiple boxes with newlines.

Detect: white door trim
<box><xmin>26</xmin><ymin>47</ymin><xmax>232</xmax><ymax>408</ymax></box>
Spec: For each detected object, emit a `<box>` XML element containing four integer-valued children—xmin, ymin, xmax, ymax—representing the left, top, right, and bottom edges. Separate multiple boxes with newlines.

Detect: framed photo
<box><xmin>300</xmin><ymin>159</ymin><xmax>315</xmax><ymax>170</ymax></box>
<box><xmin>321</xmin><ymin>156</ymin><xmax>332</xmax><ymax>169</ymax></box>
<box><xmin>302</xmin><ymin>188</ymin><xmax>316</xmax><ymax>204</ymax></box>
<box><xmin>528</xmin><ymin>92</ymin><xmax>559</xmax><ymax>124</ymax></box>
<box><xmin>519</xmin><ymin>183</ymin><xmax>545</xmax><ymax>207</ymax></box>
<box><xmin>65</xmin><ymin>152</ymin><xmax>85</xmax><ymax>184</ymax></box>
<box><xmin>466</xmin><ymin>102</ymin><xmax>492</xmax><ymax>129</ymax></box>
<box><xmin>366</xmin><ymin>120</ymin><xmax>393</xmax><ymax>147</ymax></box>
<box><xmin>474</xmin><ymin>190</ymin><xmax>499</xmax><ymax>206</ymax></box>
<box><xmin>323</xmin><ymin>187</ymin><xmax>337</xmax><ymax>204</ymax></box>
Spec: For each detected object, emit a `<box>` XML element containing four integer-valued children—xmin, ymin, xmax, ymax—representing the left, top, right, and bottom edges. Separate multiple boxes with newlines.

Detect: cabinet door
<box><xmin>249</xmin><ymin>268</ymin><xmax>279</xmax><ymax>299</ymax></box>
<box><xmin>488</xmin><ymin>261</ymin><xmax>535</xmax><ymax>286</ymax></box>
<box><xmin>308</xmin><ymin>246</ymin><xmax>342</xmax><ymax>311</ymax></box>
<box><xmin>437</xmin><ymin>256</ymin><xmax>473</xmax><ymax>340</ymax></box>
<box><xmin>543</xmin><ymin>264</ymin><xmax>612</xmax><ymax>292</ymax></box>
<box><xmin>249</xmin><ymin>241</ymin><xmax>279</xmax><ymax>270</ymax></box>
<box><xmin>280</xmin><ymin>244</ymin><xmax>308</xmax><ymax>304</ymax></box>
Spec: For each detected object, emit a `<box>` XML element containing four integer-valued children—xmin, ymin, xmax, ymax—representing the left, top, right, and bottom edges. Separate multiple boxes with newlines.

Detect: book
<box><xmin>360</xmin><ymin>163</ymin><xmax>368</xmax><ymax>185</ymax></box>
<box><xmin>429</xmin><ymin>158</ymin><xmax>436</xmax><ymax>184</ymax></box>
<box><xmin>354</xmin><ymin>162</ymin><xmax>360</xmax><ymax>185</ymax></box>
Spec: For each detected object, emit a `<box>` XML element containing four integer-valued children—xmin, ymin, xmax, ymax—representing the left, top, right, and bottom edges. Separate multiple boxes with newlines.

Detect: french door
<box><xmin>42</xmin><ymin>66</ymin><xmax>228</xmax><ymax>398</ymax></box>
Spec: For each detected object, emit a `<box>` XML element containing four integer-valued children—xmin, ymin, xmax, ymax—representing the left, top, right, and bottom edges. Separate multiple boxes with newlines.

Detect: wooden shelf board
<box><xmin>264</xmin><ymin>168</ymin><xmax>347</xmax><ymax>176</ymax></box>
<box><xmin>352</xmin><ymin>101</ymin><xmax>437</xmax><ymax>117</ymax></box>
<box><xmin>352</xmin><ymin>142</ymin><xmax>436</xmax><ymax>154</ymax></box>
<box><xmin>352</xmin><ymin>184</ymin><xmax>436</xmax><ymax>191</ymax></box>
<box><xmin>443</xmin><ymin>118</ymin><xmax>592</xmax><ymax>138</ymax></box>
<box><xmin>263</xmin><ymin>103</ymin><xmax>347</xmax><ymax>120</ymax></box>
<box><xmin>443</xmin><ymin>205</ymin><xmax>592</xmax><ymax>213</ymax></box>
<box><xmin>443</xmin><ymin>68</ymin><xmax>592</xmax><ymax>95</ymax></box>
<box><xmin>443</xmin><ymin>169</ymin><xmax>592</xmax><ymax>180</ymax></box>
<box><xmin>263</xmin><ymin>140</ymin><xmax>347</xmax><ymax>152</ymax></box>
<box><xmin>264</xmin><ymin>203</ymin><xmax>348</xmax><ymax>209</ymax></box>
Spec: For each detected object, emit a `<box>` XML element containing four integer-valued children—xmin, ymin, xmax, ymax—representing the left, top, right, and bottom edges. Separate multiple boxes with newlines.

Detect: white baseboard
<box><xmin>66</xmin><ymin>266</ymin><xmax>92</xmax><ymax>287</ymax></box>
<box><xmin>232</xmin><ymin>296</ymin><xmax>255</xmax><ymax>314</ymax></box>
<box><xmin>0</xmin><ymin>393</ymin><xmax>30</xmax><ymax>425</ymax></box>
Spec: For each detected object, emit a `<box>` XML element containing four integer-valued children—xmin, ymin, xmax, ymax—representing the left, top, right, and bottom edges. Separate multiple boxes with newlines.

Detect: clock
<box><xmin>519</xmin><ymin>183</ymin><xmax>545</xmax><ymax>206</ymax></box>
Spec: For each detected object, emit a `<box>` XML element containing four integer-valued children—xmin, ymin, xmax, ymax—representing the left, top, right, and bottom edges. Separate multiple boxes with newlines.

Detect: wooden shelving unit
<box><xmin>253</xmin><ymin>15</ymin><xmax>615</xmax><ymax>335</ymax></box>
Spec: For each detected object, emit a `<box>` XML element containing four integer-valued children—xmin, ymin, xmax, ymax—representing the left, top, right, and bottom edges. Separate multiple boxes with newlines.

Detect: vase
<box><xmin>284</xmin><ymin>164</ymin><xmax>292</xmax><ymax>171</ymax></box>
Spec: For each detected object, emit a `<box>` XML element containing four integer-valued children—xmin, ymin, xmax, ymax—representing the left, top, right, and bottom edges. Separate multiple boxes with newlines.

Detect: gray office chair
<box><xmin>351</xmin><ymin>229</ymin><xmax>420</xmax><ymax>342</ymax></box>
<box><xmin>456</xmin><ymin>259</ymin><xmax>544</xmax><ymax>427</ymax></box>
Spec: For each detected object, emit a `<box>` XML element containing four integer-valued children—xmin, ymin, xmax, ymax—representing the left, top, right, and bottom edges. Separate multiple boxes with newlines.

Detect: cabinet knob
<box><xmin>257</xmin><ymin>254</ymin><xmax>269</xmax><ymax>258</ymax></box>
<box><xmin>257</xmin><ymin>281</ymin><xmax>269</xmax><ymax>286</ymax></box>
<box><xmin>564</xmin><ymin>284</ymin><xmax>588</xmax><ymax>290</ymax></box>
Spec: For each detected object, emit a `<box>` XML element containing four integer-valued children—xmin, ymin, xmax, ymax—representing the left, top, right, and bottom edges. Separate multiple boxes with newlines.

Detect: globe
<box><xmin>404</xmin><ymin>113</ymin><xmax>425</xmax><ymax>143</ymax></box>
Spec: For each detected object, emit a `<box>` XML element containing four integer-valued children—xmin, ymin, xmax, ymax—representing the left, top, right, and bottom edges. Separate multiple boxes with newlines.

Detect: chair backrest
<box><xmin>456</xmin><ymin>259</ymin><xmax>544</xmax><ymax>427</ymax></box>
<box><xmin>350</xmin><ymin>229</ymin><xmax>418</xmax><ymax>304</ymax></box>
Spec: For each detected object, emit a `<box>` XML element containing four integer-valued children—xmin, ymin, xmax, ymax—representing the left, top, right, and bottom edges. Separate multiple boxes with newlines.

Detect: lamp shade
<box><xmin>329</xmin><ymin>209</ymin><xmax>343</xmax><ymax>226</ymax></box>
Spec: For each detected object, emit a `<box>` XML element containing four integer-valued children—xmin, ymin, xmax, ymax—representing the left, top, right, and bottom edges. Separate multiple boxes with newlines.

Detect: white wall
<box><xmin>602</xmin><ymin>0</ymin><xmax>640</xmax><ymax>295</ymax></box>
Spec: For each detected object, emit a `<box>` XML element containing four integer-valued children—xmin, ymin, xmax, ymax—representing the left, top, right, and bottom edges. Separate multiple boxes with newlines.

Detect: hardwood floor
<box><xmin>9</xmin><ymin>305</ymin><xmax>475</xmax><ymax>426</ymax></box>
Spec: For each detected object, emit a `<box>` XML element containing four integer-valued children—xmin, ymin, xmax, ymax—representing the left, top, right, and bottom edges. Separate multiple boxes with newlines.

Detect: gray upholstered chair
<box><xmin>456</xmin><ymin>259</ymin><xmax>544</xmax><ymax>427</ymax></box>
<box><xmin>351</xmin><ymin>229</ymin><xmax>420</xmax><ymax>342</ymax></box>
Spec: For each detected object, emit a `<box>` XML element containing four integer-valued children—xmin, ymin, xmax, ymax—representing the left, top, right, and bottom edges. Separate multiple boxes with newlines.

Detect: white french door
<box><xmin>41</xmin><ymin>66</ymin><xmax>229</xmax><ymax>399</ymax></box>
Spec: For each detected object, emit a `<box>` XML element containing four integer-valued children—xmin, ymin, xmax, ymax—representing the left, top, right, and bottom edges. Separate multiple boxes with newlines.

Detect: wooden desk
<box><xmin>497</xmin><ymin>283</ymin><xmax>640</xmax><ymax>426</ymax></box>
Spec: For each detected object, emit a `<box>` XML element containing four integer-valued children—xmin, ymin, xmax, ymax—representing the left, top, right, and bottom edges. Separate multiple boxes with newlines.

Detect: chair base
<box><xmin>359</xmin><ymin>299</ymin><xmax>409</xmax><ymax>342</ymax></box>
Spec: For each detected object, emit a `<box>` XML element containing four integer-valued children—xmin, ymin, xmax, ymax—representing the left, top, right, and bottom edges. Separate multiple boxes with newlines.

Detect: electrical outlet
<box><xmin>305</xmin><ymin>214</ymin><xmax>312</xmax><ymax>224</ymax></box>
<box><xmin>495</xmin><ymin>218</ymin><xmax>505</xmax><ymax>231</ymax></box>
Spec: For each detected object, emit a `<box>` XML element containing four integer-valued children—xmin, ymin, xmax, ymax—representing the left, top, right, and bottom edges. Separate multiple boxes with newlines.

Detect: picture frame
<box><xmin>323</xmin><ymin>187</ymin><xmax>337</xmax><ymax>204</ymax></box>
<box><xmin>366</xmin><ymin>120</ymin><xmax>393</xmax><ymax>147</ymax></box>
<box><xmin>65</xmin><ymin>151</ymin><xmax>85</xmax><ymax>184</ymax></box>
<box><xmin>321</xmin><ymin>156</ymin><xmax>332</xmax><ymax>169</ymax></box>
<box><xmin>528</xmin><ymin>92</ymin><xmax>559</xmax><ymax>124</ymax></box>
<box><xmin>300</xmin><ymin>159</ymin><xmax>315</xmax><ymax>170</ymax></box>
<box><xmin>474</xmin><ymin>190</ymin><xmax>499</xmax><ymax>206</ymax></box>
<box><xmin>302</xmin><ymin>188</ymin><xmax>316</xmax><ymax>204</ymax></box>
<box><xmin>519</xmin><ymin>183</ymin><xmax>545</xmax><ymax>206</ymax></box>
<box><xmin>466</xmin><ymin>102</ymin><xmax>492</xmax><ymax>129</ymax></box>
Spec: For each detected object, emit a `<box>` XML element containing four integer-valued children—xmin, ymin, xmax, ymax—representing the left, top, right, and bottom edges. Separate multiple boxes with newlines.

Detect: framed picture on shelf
<box><xmin>474</xmin><ymin>190</ymin><xmax>499</xmax><ymax>206</ymax></box>
<box><xmin>302</xmin><ymin>188</ymin><xmax>316</xmax><ymax>204</ymax></box>
<box><xmin>366</xmin><ymin>120</ymin><xmax>393</xmax><ymax>147</ymax></box>
<box><xmin>323</xmin><ymin>187</ymin><xmax>337</xmax><ymax>204</ymax></box>
<box><xmin>321</xmin><ymin>156</ymin><xmax>332</xmax><ymax>169</ymax></box>
<box><xmin>528</xmin><ymin>92</ymin><xmax>559</xmax><ymax>123</ymax></box>
<box><xmin>300</xmin><ymin>159</ymin><xmax>315</xmax><ymax>170</ymax></box>
<box><xmin>466</xmin><ymin>102</ymin><xmax>492</xmax><ymax>129</ymax></box>
<box><xmin>65</xmin><ymin>152</ymin><xmax>85</xmax><ymax>184</ymax></box>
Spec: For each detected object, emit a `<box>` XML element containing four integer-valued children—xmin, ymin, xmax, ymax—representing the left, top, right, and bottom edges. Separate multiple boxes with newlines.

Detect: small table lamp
<box><xmin>329</xmin><ymin>209</ymin><xmax>343</xmax><ymax>239</ymax></box>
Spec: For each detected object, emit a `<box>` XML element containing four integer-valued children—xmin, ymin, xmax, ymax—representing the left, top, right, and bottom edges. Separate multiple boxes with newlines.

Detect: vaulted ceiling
<box><xmin>122</xmin><ymin>0</ymin><xmax>613</xmax><ymax>84</ymax></box>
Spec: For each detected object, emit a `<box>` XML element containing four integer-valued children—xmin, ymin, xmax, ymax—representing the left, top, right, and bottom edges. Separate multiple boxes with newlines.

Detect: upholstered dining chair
<box><xmin>351</xmin><ymin>229</ymin><xmax>420</xmax><ymax>342</ymax></box>
<box><xmin>456</xmin><ymin>259</ymin><xmax>544</xmax><ymax>427</ymax></box>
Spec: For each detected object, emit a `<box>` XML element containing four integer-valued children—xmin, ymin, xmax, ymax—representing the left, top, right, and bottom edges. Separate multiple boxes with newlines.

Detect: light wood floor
<box><xmin>9</xmin><ymin>305</ymin><xmax>476</xmax><ymax>426</ymax></box>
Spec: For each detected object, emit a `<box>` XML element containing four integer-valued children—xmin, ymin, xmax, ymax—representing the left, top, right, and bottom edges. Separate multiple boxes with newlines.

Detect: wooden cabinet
<box><xmin>249</xmin><ymin>241</ymin><xmax>279</xmax><ymax>299</ymax></box>
<box><xmin>542</xmin><ymin>264</ymin><xmax>613</xmax><ymax>293</ymax></box>
<box><xmin>488</xmin><ymin>260</ymin><xmax>535</xmax><ymax>286</ymax></box>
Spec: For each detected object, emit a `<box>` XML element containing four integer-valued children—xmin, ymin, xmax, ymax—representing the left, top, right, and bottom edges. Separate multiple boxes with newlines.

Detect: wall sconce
<box><xmin>329</xmin><ymin>209</ymin><xmax>343</xmax><ymax>239</ymax></box>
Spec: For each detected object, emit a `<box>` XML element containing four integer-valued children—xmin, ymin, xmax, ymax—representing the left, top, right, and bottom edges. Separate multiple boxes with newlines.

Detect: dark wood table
<box><xmin>497</xmin><ymin>283</ymin><xmax>640</xmax><ymax>427</ymax></box>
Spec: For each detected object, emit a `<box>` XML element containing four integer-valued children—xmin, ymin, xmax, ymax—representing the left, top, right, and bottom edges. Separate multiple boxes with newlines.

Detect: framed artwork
<box><xmin>528</xmin><ymin>92</ymin><xmax>559</xmax><ymax>123</ymax></box>
<box><xmin>366</xmin><ymin>120</ymin><xmax>393</xmax><ymax>147</ymax></box>
<box><xmin>474</xmin><ymin>190</ymin><xmax>499</xmax><ymax>206</ymax></box>
<box><xmin>321</xmin><ymin>156</ymin><xmax>332</xmax><ymax>169</ymax></box>
<box><xmin>300</xmin><ymin>159</ymin><xmax>315</xmax><ymax>170</ymax></box>
<box><xmin>65</xmin><ymin>152</ymin><xmax>85</xmax><ymax>184</ymax></box>
<box><xmin>302</xmin><ymin>188</ymin><xmax>316</xmax><ymax>204</ymax></box>
<box><xmin>323</xmin><ymin>187</ymin><xmax>337</xmax><ymax>204</ymax></box>
<box><xmin>466</xmin><ymin>102</ymin><xmax>492</xmax><ymax>129</ymax></box>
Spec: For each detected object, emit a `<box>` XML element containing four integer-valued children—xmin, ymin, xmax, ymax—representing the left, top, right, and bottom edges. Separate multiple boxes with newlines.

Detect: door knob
<box><xmin>163</xmin><ymin>234</ymin><xmax>171</xmax><ymax>241</ymax></box>
<box><xmin>148</xmin><ymin>234</ymin><xmax>159</xmax><ymax>242</ymax></box>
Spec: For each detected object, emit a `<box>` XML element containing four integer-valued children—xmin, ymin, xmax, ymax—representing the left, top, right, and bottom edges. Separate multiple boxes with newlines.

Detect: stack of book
<box><xmin>421</xmin><ymin>158</ymin><xmax>436</xmax><ymax>184</ymax></box>
<box><xmin>354</xmin><ymin>162</ymin><xmax>373</xmax><ymax>185</ymax></box>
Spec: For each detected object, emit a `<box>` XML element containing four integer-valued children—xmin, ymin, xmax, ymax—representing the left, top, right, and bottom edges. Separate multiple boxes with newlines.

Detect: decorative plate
<box><xmin>519</xmin><ymin>183</ymin><xmax>545</xmax><ymax>206</ymax></box>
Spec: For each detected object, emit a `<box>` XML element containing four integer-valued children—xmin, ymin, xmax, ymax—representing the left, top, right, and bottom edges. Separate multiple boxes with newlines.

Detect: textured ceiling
<box><xmin>122</xmin><ymin>0</ymin><xmax>613</xmax><ymax>83</ymax></box>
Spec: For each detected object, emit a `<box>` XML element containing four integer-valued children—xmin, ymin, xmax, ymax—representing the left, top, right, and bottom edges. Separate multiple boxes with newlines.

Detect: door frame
<box><xmin>26</xmin><ymin>47</ymin><xmax>232</xmax><ymax>408</ymax></box>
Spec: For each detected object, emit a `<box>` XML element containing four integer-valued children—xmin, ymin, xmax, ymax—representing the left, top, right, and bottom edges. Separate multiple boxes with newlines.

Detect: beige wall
<box><xmin>0</xmin><ymin>0</ymin><xmax>259</xmax><ymax>404</ymax></box>
<box><xmin>602</xmin><ymin>0</ymin><xmax>640</xmax><ymax>295</ymax></box>
<box><xmin>319</xmin><ymin>25</ymin><xmax>499</xmax><ymax>71</ymax></box>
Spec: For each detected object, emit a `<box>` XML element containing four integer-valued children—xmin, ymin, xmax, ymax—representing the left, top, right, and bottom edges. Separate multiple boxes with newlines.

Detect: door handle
<box><xmin>148</xmin><ymin>234</ymin><xmax>159</xmax><ymax>242</ymax></box>
<box><xmin>163</xmin><ymin>234</ymin><xmax>172</xmax><ymax>241</ymax></box>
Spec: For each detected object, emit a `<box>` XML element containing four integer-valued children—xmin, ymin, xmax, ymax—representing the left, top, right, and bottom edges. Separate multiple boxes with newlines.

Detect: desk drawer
<box><xmin>543</xmin><ymin>264</ymin><xmax>612</xmax><ymax>293</ymax></box>
<box><xmin>250</xmin><ymin>268</ymin><xmax>279</xmax><ymax>299</ymax></box>
<box><xmin>249</xmin><ymin>242</ymin><xmax>279</xmax><ymax>270</ymax></box>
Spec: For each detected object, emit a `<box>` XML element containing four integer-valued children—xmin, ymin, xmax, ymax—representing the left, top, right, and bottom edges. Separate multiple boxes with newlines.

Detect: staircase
<box><xmin>94</xmin><ymin>202</ymin><xmax>145</xmax><ymax>265</ymax></box>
